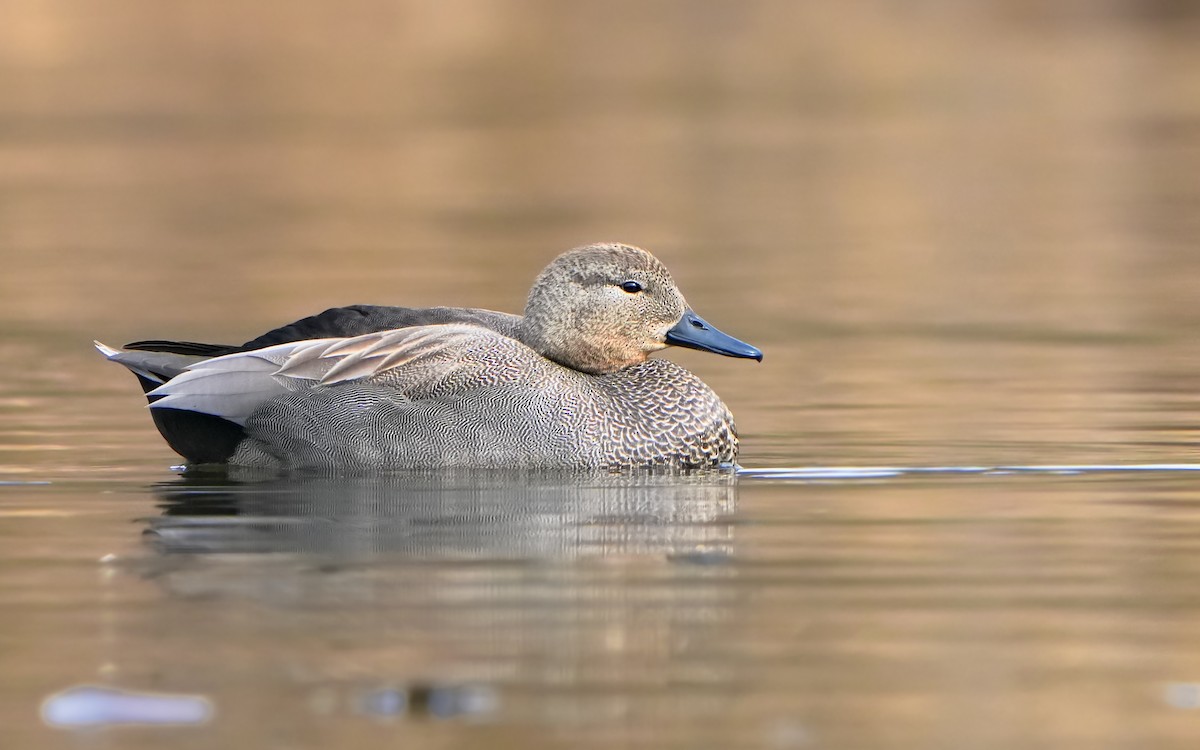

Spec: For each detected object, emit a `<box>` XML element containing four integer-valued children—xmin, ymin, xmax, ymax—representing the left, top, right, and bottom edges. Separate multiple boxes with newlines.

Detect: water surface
<box><xmin>5</xmin><ymin>2</ymin><xmax>1200</xmax><ymax>748</ymax></box>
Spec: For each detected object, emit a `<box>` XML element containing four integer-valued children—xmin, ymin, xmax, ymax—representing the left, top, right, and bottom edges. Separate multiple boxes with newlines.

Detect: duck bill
<box><xmin>665</xmin><ymin>310</ymin><xmax>763</xmax><ymax>361</ymax></box>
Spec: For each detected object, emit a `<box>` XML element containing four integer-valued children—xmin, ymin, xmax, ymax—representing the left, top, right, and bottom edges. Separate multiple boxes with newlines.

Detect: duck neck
<box><xmin>516</xmin><ymin>318</ymin><xmax>636</xmax><ymax>375</ymax></box>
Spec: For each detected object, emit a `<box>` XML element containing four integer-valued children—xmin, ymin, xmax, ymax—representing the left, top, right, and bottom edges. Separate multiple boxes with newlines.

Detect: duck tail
<box><xmin>94</xmin><ymin>341</ymin><xmax>247</xmax><ymax>464</ymax></box>
<box><xmin>94</xmin><ymin>341</ymin><xmax>208</xmax><ymax>393</ymax></box>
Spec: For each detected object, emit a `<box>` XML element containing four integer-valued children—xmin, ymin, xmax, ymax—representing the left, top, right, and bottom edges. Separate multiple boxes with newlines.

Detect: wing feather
<box><xmin>142</xmin><ymin>324</ymin><xmax>520</xmax><ymax>424</ymax></box>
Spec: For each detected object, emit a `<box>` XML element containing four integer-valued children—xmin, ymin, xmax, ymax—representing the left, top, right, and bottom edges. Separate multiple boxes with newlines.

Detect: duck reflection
<box><xmin>145</xmin><ymin>469</ymin><xmax>738</xmax><ymax>561</ymax></box>
<box><xmin>128</xmin><ymin>471</ymin><xmax>743</xmax><ymax>732</ymax></box>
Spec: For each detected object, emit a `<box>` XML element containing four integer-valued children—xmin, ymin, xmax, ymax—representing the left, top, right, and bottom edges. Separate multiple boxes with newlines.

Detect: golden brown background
<box><xmin>4</xmin><ymin>3</ymin><xmax>1200</xmax><ymax>748</ymax></box>
<box><xmin>5</xmin><ymin>1</ymin><xmax>1200</xmax><ymax>469</ymax></box>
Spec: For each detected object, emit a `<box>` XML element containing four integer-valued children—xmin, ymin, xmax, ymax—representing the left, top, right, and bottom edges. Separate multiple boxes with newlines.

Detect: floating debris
<box><xmin>41</xmin><ymin>685</ymin><xmax>213</xmax><ymax>728</ymax></box>
<box><xmin>357</xmin><ymin>682</ymin><xmax>498</xmax><ymax>720</ymax></box>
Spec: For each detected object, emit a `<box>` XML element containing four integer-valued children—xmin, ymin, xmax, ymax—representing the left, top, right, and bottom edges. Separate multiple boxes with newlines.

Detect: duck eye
<box><xmin>619</xmin><ymin>280</ymin><xmax>643</xmax><ymax>294</ymax></box>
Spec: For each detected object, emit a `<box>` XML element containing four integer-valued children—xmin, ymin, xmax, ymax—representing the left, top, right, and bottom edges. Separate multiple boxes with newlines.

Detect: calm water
<box><xmin>5</xmin><ymin>2</ymin><xmax>1200</xmax><ymax>748</ymax></box>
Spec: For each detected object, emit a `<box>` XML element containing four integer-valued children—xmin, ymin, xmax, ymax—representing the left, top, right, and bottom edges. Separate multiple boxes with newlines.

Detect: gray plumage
<box><xmin>97</xmin><ymin>243</ymin><xmax>762</xmax><ymax>471</ymax></box>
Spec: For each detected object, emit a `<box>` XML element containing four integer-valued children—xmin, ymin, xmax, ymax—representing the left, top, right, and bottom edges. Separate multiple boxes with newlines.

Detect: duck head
<box><xmin>521</xmin><ymin>243</ymin><xmax>763</xmax><ymax>375</ymax></box>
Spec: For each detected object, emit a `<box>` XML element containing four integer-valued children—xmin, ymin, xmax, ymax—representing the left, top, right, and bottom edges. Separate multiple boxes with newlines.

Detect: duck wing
<box><xmin>146</xmin><ymin>324</ymin><xmax>531</xmax><ymax>426</ymax></box>
<box><xmin>103</xmin><ymin>309</ymin><xmax>527</xmax><ymax>465</ymax></box>
<box><xmin>239</xmin><ymin>305</ymin><xmax>523</xmax><ymax>350</ymax></box>
<box><xmin>122</xmin><ymin>305</ymin><xmax>523</xmax><ymax>358</ymax></box>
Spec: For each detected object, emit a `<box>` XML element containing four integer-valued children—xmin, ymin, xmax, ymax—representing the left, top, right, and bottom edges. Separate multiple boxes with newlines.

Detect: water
<box><xmin>7</xmin><ymin>467</ymin><xmax>1200</xmax><ymax>748</ymax></box>
<box><xmin>5</xmin><ymin>2</ymin><xmax>1200</xmax><ymax>748</ymax></box>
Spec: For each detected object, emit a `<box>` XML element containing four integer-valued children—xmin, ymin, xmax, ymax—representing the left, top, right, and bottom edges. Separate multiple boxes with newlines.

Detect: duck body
<box><xmin>222</xmin><ymin>332</ymin><xmax>737</xmax><ymax>470</ymax></box>
<box><xmin>98</xmin><ymin>243</ymin><xmax>761</xmax><ymax>471</ymax></box>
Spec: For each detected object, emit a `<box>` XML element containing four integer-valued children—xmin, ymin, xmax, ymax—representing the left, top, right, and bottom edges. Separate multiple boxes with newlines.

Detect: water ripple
<box><xmin>737</xmin><ymin>464</ymin><xmax>1200</xmax><ymax>480</ymax></box>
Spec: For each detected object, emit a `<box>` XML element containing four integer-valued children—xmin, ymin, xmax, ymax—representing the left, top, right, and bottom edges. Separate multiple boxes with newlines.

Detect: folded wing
<box><xmin>144</xmin><ymin>324</ymin><xmax>519</xmax><ymax>426</ymax></box>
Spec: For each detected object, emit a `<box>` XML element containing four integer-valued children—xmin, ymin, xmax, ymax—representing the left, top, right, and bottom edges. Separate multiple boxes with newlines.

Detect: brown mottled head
<box><xmin>521</xmin><ymin>243</ymin><xmax>761</xmax><ymax>375</ymax></box>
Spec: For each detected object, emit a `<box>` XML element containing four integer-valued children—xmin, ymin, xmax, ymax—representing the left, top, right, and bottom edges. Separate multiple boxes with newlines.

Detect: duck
<box><xmin>96</xmin><ymin>243</ymin><xmax>762</xmax><ymax>471</ymax></box>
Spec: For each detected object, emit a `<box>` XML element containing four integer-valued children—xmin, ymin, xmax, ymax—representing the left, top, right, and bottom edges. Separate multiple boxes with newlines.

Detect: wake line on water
<box><xmin>736</xmin><ymin>464</ymin><xmax>1200</xmax><ymax>480</ymax></box>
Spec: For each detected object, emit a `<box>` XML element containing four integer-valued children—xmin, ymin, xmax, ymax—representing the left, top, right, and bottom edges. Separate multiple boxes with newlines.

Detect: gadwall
<box><xmin>97</xmin><ymin>243</ymin><xmax>762</xmax><ymax>470</ymax></box>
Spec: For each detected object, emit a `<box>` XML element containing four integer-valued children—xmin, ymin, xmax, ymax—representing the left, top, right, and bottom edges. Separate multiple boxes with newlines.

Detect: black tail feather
<box><xmin>124</xmin><ymin>340</ymin><xmax>241</xmax><ymax>357</ymax></box>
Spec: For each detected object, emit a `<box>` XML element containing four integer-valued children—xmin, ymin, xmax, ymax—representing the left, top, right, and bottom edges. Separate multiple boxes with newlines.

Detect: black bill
<box><xmin>665</xmin><ymin>310</ymin><xmax>763</xmax><ymax>361</ymax></box>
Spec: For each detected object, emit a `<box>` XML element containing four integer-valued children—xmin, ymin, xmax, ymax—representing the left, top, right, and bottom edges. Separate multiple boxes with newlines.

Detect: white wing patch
<box><xmin>146</xmin><ymin>325</ymin><xmax>499</xmax><ymax>425</ymax></box>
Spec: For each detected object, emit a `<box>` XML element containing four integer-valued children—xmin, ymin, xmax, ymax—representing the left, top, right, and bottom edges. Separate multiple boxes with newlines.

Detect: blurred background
<box><xmin>6</xmin><ymin>4</ymin><xmax>1200</xmax><ymax>749</ymax></box>
<box><xmin>5</xmin><ymin>0</ymin><xmax>1200</xmax><ymax>469</ymax></box>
